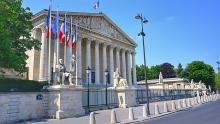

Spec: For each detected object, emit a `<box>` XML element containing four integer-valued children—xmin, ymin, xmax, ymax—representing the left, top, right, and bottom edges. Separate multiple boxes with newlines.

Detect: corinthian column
<box><xmin>102</xmin><ymin>43</ymin><xmax>107</xmax><ymax>84</ymax></box>
<box><xmin>76</xmin><ymin>37</ymin><xmax>82</xmax><ymax>85</ymax></box>
<box><xmin>95</xmin><ymin>41</ymin><xmax>100</xmax><ymax>85</ymax></box>
<box><xmin>132</xmin><ymin>52</ymin><xmax>137</xmax><ymax>85</ymax></box>
<box><xmin>116</xmin><ymin>47</ymin><xmax>120</xmax><ymax>74</ymax></box>
<box><xmin>109</xmin><ymin>46</ymin><xmax>114</xmax><ymax>85</ymax></box>
<box><xmin>126</xmin><ymin>51</ymin><xmax>132</xmax><ymax>86</ymax></box>
<box><xmin>86</xmin><ymin>39</ymin><xmax>91</xmax><ymax>84</ymax></box>
<box><xmin>39</xmin><ymin>28</ymin><xmax>46</xmax><ymax>81</ymax></box>
<box><xmin>122</xmin><ymin>49</ymin><xmax>126</xmax><ymax>79</ymax></box>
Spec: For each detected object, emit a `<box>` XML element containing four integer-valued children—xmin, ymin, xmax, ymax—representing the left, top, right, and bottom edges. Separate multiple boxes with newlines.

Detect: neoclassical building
<box><xmin>26</xmin><ymin>9</ymin><xmax>137</xmax><ymax>86</ymax></box>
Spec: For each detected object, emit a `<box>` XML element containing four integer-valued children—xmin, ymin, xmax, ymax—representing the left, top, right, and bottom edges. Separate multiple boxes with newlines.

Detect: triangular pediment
<box><xmin>32</xmin><ymin>10</ymin><xmax>137</xmax><ymax>47</ymax></box>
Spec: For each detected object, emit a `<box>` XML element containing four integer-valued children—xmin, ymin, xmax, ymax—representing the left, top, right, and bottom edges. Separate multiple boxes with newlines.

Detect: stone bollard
<box><xmin>187</xmin><ymin>98</ymin><xmax>191</xmax><ymax>107</ymax></box>
<box><xmin>154</xmin><ymin>103</ymin><xmax>159</xmax><ymax>115</ymax></box>
<box><xmin>177</xmin><ymin>100</ymin><xmax>181</xmax><ymax>110</ymax></box>
<box><xmin>197</xmin><ymin>96</ymin><xmax>201</xmax><ymax>104</ymax></box>
<box><xmin>111</xmin><ymin>109</ymin><xmax>117</xmax><ymax>124</ymax></box>
<box><xmin>194</xmin><ymin>97</ymin><xmax>197</xmax><ymax>105</ymax></box>
<box><xmin>190</xmin><ymin>98</ymin><xmax>194</xmax><ymax>106</ymax></box>
<box><xmin>182</xmin><ymin>99</ymin><xmax>186</xmax><ymax>108</ymax></box>
<box><xmin>171</xmin><ymin>100</ymin><xmax>176</xmax><ymax>112</ymax></box>
<box><xmin>143</xmin><ymin>105</ymin><xmax>148</xmax><ymax>118</ymax></box>
<box><xmin>163</xmin><ymin>102</ymin><xmax>168</xmax><ymax>113</ymax></box>
<box><xmin>201</xmin><ymin>96</ymin><xmax>203</xmax><ymax>103</ymax></box>
<box><xmin>129</xmin><ymin>108</ymin><xmax>134</xmax><ymax>121</ymax></box>
<box><xmin>90</xmin><ymin>112</ymin><xmax>96</xmax><ymax>124</ymax></box>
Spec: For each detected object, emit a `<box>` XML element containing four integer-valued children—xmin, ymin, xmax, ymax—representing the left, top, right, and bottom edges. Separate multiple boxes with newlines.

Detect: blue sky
<box><xmin>22</xmin><ymin>0</ymin><xmax>220</xmax><ymax>72</ymax></box>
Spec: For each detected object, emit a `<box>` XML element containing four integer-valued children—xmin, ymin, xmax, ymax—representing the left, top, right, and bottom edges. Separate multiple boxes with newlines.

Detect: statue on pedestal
<box><xmin>55</xmin><ymin>55</ymin><xmax>76</xmax><ymax>85</ymax></box>
<box><xmin>55</xmin><ymin>59</ymin><xmax>66</xmax><ymax>85</ymax></box>
<box><xmin>113</xmin><ymin>68</ymin><xmax>128</xmax><ymax>88</ymax></box>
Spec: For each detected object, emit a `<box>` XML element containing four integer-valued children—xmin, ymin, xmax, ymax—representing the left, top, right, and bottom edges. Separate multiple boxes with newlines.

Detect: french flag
<box><xmin>93</xmin><ymin>1</ymin><xmax>99</xmax><ymax>10</ymax></box>
<box><xmin>46</xmin><ymin>7</ymin><xmax>51</xmax><ymax>41</ymax></box>
<box><xmin>59</xmin><ymin>17</ymin><xmax>66</xmax><ymax>44</ymax></box>
<box><xmin>72</xmin><ymin>25</ymin><xmax>77</xmax><ymax>49</ymax></box>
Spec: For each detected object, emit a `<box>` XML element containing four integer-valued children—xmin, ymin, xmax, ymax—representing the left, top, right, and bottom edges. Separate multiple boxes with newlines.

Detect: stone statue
<box><xmin>70</xmin><ymin>55</ymin><xmax>76</xmax><ymax>74</ymax></box>
<box><xmin>159</xmin><ymin>72</ymin><xmax>163</xmax><ymax>84</ymax></box>
<box><xmin>113</xmin><ymin>68</ymin><xmax>120</xmax><ymax>87</ymax></box>
<box><xmin>55</xmin><ymin>59</ymin><xmax>66</xmax><ymax>84</ymax></box>
<box><xmin>113</xmin><ymin>68</ymin><xmax>128</xmax><ymax>88</ymax></box>
<box><xmin>55</xmin><ymin>56</ymin><xmax>76</xmax><ymax>85</ymax></box>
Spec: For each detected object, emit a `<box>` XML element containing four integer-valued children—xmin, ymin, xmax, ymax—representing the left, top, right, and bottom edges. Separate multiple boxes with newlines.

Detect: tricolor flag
<box><xmin>59</xmin><ymin>16</ymin><xmax>66</xmax><ymax>44</ymax></box>
<box><xmin>93</xmin><ymin>1</ymin><xmax>99</xmax><ymax>10</ymax></box>
<box><xmin>66</xmin><ymin>18</ymin><xmax>72</xmax><ymax>46</ymax></box>
<box><xmin>52</xmin><ymin>10</ymin><xmax>59</xmax><ymax>39</ymax></box>
<box><xmin>72</xmin><ymin>25</ymin><xmax>77</xmax><ymax>49</ymax></box>
<box><xmin>66</xmin><ymin>33</ymin><xmax>70</xmax><ymax>46</ymax></box>
<box><xmin>46</xmin><ymin>7</ymin><xmax>51</xmax><ymax>41</ymax></box>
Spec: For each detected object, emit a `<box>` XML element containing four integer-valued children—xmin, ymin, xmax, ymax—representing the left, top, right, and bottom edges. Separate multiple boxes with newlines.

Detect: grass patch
<box><xmin>0</xmin><ymin>78</ymin><xmax>48</xmax><ymax>92</ymax></box>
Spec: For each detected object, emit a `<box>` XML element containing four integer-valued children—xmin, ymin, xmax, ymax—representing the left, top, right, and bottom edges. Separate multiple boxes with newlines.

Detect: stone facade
<box><xmin>27</xmin><ymin>10</ymin><xmax>137</xmax><ymax>87</ymax></box>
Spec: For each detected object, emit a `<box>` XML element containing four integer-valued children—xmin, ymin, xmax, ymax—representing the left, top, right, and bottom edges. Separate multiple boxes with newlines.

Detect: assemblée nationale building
<box><xmin>26</xmin><ymin>9</ymin><xmax>137</xmax><ymax>86</ymax></box>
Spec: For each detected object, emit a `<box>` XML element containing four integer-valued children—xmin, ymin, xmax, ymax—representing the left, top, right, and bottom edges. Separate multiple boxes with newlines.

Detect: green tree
<box><xmin>0</xmin><ymin>0</ymin><xmax>40</xmax><ymax>73</ymax></box>
<box><xmin>147</xmin><ymin>65</ymin><xmax>160</xmax><ymax>79</ymax></box>
<box><xmin>158</xmin><ymin>63</ymin><xmax>177</xmax><ymax>78</ymax></box>
<box><xmin>136</xmin><ymin>64</ymin><xmax>145</xmax><ymax>81</ymax></box>
<box><xmin>176</xmin><ymin>63</ymin><xmax>183</xmax><ymax>77</ymax></box>
<box><xmin>176</xmin><ymin>63</ymin><xmax>189</xmax><ymax>78</ymax></box>
<box><xmin>215</xmin><ymin>74</ymin><xmax>220</xmax><ymax>89</ymax></box>
<box><xmin>185</xmin><ymin>61</ymin><xmax>215</xmax><ymax>87</ymax></box>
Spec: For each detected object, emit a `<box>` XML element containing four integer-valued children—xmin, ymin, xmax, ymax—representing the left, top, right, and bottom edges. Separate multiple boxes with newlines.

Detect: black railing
<box><xmin>136</xmin><ymin>89</ymin><xmax>197</xmax><ymax>104</ymax></box>
<box><xmin>82</xmin><ymin>88</ymin><xmax>118</xmax><ymax>111</ymax></box>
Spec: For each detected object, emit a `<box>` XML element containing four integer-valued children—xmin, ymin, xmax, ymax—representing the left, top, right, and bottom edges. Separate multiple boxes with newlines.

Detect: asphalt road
<box><xmin>136</xmin><ymin>99</ymin><xmax>220</xmax><ymax>124</ymax></box>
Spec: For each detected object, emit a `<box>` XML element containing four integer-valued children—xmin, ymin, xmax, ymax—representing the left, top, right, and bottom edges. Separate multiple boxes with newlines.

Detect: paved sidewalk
<box><xmin>17</xmin><ymin>96</ymin><xmax>215</xmax><ymax>124</ymax></box>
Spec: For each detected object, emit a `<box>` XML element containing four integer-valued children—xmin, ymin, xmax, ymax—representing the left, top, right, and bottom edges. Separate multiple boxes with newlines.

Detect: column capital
<box><xmin>109</xmin><ymin>44</ymin><xmax>115</xmax><ymax>50</ymax></box>
<box><xmin>95</xmin><ymin>40</ymin><xmax>101</xmax><ymax>45</ymax></box>
<box><xmin>40</xmin><ymin>26</ymin><xmax>46</xmax><ymax>33</ymax></box>
<box><xmin>86</xmin><ymin>39</ymin><xmax>91</xmax><ymax>45</ymax></box>
<box><xmin>131</xmin><ymin>51</ymin><xmax>136</xmax><ymax>55</ymax></box>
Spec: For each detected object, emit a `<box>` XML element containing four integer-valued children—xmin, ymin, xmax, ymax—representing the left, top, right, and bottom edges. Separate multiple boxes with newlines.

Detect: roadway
<box><xmin>135</xmin><ymin>99</ymin><xmax>220</xmax><ymax>124</ymax></box>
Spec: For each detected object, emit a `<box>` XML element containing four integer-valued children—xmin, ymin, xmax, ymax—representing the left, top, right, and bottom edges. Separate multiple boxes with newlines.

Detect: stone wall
<box><xmin>0</xmin><ymin>92</ymin><xmax>48</xmax><ymax>124</ymax></box>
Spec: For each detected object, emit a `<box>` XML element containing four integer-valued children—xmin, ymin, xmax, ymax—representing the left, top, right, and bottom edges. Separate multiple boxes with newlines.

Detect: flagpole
<box><xmin>56</xmin><ymin>8</ymin><xmax>59</xmax><ymax>65</ymax></box>
<box><xmin>75</xmin><ymin>24</ymin><xmax>78</xmax><ymax>86</ymax></box>
<box><xmin>64</xmin><ymin>13</ymin><xmax>67</xmax><ymax>68</ymax></box>
<box><xmin>70</xmin><ymin>17</ymin><xmax>73</xmax><ymax>73</ymax></box>
<box><xmin>48</xmin><ymin>0</ymin><xmax>52</xmax><ymax>85</ymax></box>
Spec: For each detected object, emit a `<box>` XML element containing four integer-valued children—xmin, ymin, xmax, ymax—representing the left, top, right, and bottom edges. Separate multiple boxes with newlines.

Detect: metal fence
<box><xmin>136</xmin><ymin>89</ymin><xmax>197</xmax><ymax>104</ymax></box>
<box><xmin>82</xmin><ymin>88</ymin><xmax>118</xmax><ymax>111</ymax></box>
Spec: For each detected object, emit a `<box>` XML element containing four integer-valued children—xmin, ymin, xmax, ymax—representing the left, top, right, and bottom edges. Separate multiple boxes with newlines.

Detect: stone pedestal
<box><xmin>47</xmin><ymin>85</ymin><xmax>85</xmax><ymax>119</ymax></box>
<box><xmin>116</xmin><ymin>87</ymin><xmax>137</xmax><ymax>108</ymax></box>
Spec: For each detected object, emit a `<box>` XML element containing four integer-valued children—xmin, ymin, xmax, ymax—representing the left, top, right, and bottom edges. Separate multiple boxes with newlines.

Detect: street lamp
<box><xmin>86</xmin><ymin>66</ymin><xmax>91</xmax><ymax>112</ymax></box>
<box><xmin>105</xmin><ymin>69</ymin><xmax>109</xmax><ymax>106</ymax></box>
<box><xmin>135</xmin><ymin>13</ymin><xmax>150</xmax><ymax>115</ymax></box>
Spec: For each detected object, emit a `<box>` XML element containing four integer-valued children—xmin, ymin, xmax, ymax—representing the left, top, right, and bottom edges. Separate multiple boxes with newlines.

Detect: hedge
<box><xmin>0</xmin><ymin>78</ymin><xmax>48</xmax><ymax>92</ymax></box>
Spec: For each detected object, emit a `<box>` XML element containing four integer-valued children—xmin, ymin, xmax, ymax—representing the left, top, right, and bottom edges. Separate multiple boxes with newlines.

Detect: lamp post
<box><xmin>105</xmin><ymin>69</ymin><xmax>109</xmax><ymax>106</ymax></box>
<box><xmin>135</xmin><ymin>13</ymin><xmax>150</xmax><ymax>115</ymax></box>
<box><xmin>86</xmin><ymin>66</ymin><xmax>91</xmax><ymax>112</ymax></box>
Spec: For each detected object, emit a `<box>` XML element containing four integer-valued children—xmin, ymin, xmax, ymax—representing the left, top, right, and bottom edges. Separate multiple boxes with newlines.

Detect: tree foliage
<box><xmin>136</xmin><ymin>65</ymin><xmax>160</xmax><ymax>81</ymax></box>
<box><xmin>215</xmin><ymin>73</ymin><xmax>220</xmax><ymax>89</ymax></box>
<box><xmin>0</xmin><ymin>0</ymin><xmax>40</xmax><ymax>73</ymax></box>
<box><xmin>176</xmin><ymin>63</ymin><xmax>189</xmax><ymax>78</ymax></box>
<box><xmin>185</xmin><ymin>61</ymin><xmax>215</xmax><ymax>87</ymax></box>
<box><xmin>158</xmin><ymin>63</ymin><xmax>177</xmax><ymax>78</ymax></box>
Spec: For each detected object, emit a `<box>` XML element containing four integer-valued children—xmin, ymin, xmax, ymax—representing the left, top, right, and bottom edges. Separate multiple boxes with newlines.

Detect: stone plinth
<box><xmin>47</xmin><ymin>85</ymin><xmax>85</xmax><ymax>119</ymax></box>
<box><xmin>116</xmin><ymin>87</ymin><xmax>137</xmax><ymax>108</ymax></box>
